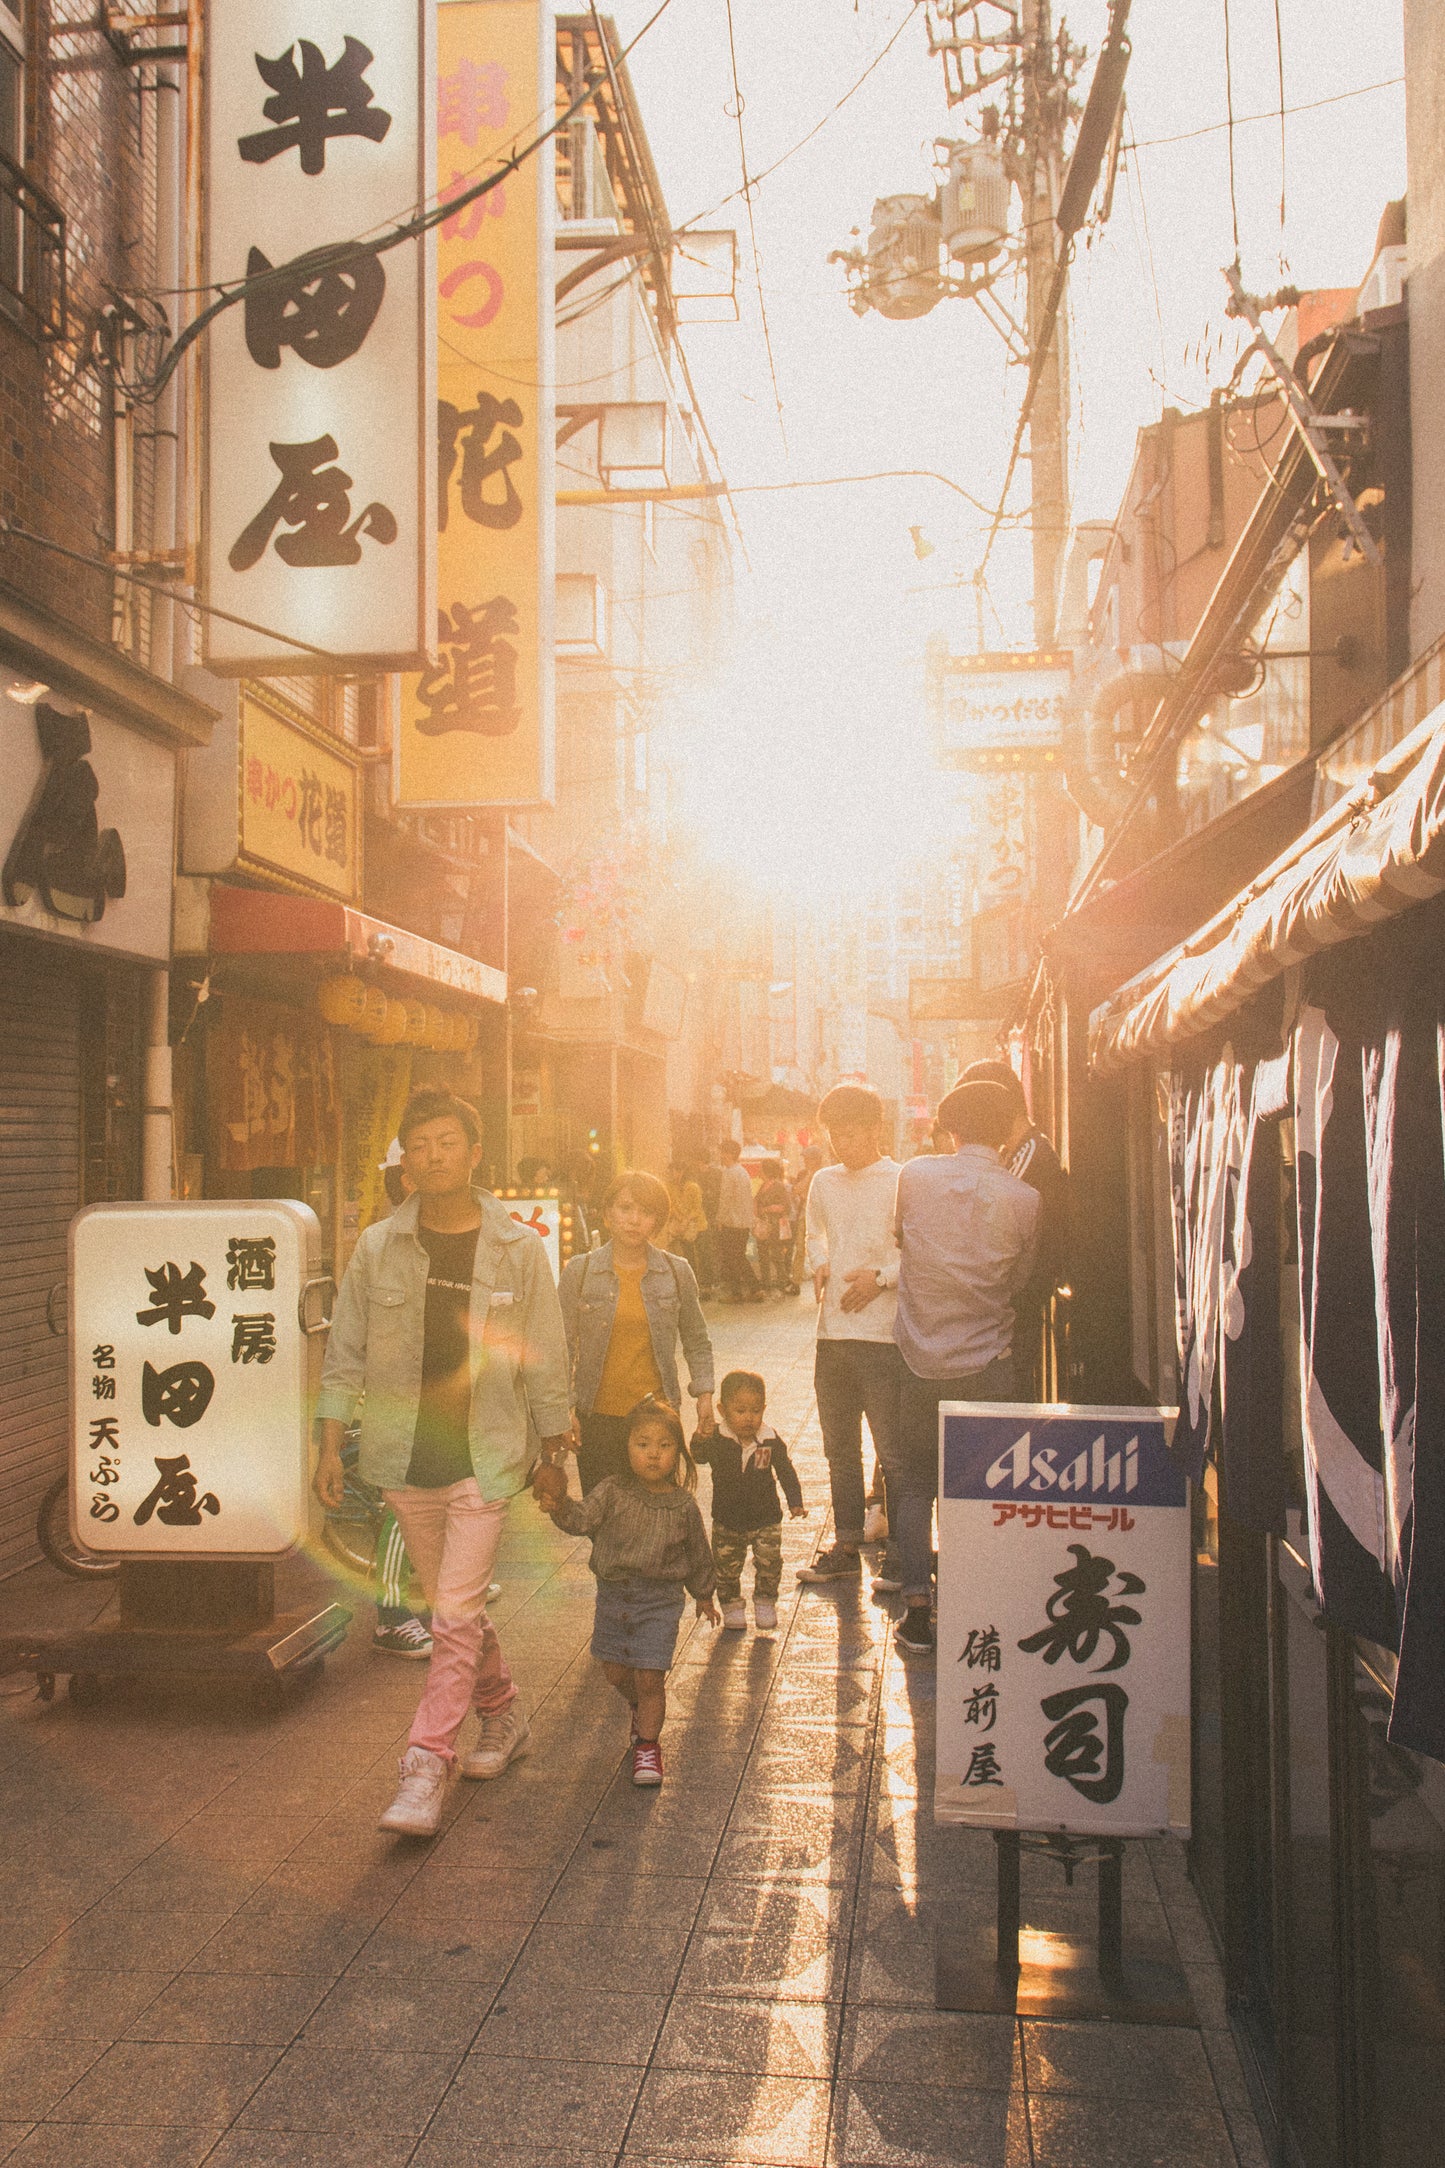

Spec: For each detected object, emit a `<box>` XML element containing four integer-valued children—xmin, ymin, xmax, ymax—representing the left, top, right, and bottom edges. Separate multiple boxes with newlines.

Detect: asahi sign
<box><xmin>69</xmin><ymin>1202</ymin><xmax>326</xmax><ymax>1559</ymax></box>
<box><xmin>204</xmin><ymin>0</ymin><xmax>436</xmax><ymax>671</ymax></box>
<box><xmin>936</xmin><ymin>1405</ymin><xmax>1190</xmax><ymax>1838</ymax></box>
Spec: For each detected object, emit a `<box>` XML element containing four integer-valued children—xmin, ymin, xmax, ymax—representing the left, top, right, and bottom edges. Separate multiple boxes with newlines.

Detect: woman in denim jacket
<box><xmin>559</xmin><ymin>1170</ymin><xmax>717</xmax><ymax>1493</ymax></box>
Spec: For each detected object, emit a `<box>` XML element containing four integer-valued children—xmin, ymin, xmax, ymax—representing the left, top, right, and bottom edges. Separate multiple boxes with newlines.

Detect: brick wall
<box><xmin>0</xmin><ymin>0</ymin><xmax>153</xmax><ymax>641</ymax></box>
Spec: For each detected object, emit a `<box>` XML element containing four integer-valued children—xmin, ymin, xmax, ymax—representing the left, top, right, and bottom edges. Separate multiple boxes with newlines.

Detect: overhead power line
<box><xmin>1126</xmin><ymin>73</ymin><xmax>1402</xmax><ymax>153</ymax></box>
<box><xmin>677</xmin><ymin>4</ymin><xmax>916</xmax><ymax>235</ymax></box>
<box><xmin>723</xmin><ymin>0</ymin><xmax>788</xmax><ymax>453</ymax></box>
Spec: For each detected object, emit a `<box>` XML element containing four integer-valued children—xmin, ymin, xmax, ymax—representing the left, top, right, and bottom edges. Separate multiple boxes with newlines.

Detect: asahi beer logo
<box><xmin>2</xmin><ymin>705</ymin><xmax>126</xmax><ymax>925</ymax></box>
<box><xmin>985</xmin><ymin>1429</ymin><xmax>1140</xmax><ymax>1497</ymax></box>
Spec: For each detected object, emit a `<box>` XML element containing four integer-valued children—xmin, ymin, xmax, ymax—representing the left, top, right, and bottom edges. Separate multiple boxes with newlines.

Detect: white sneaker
<box><xmin>378</xmin><ymin>1746</ymin><xmax>449</xmax><ymax>1836</ymax></box>
<box><xmin>754</xmin><ymin>1598</ymin><xmax>778</xmax><ymax>1630</ymax></box>
<box><xmin>864</xmin><ymin>1503</ymin><xmax>889</xmax><ymax>1544</ymax></box>
<box><xmin>460</xmin><ymin>1705</ymin><xmax>531</xmax><ymax>1781</ymax></box>
<box><xmin>721</xmin><ymin>1599</ymin><xmax>748</xmax><ymax>1630</ymax></box>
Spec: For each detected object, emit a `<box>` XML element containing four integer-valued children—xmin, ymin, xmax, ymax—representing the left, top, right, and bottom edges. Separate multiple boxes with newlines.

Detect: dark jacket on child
<box><xmin>694</xmin><ymin>1421</ymin><xmax>803</xmax><ymax>1532</ymax></box>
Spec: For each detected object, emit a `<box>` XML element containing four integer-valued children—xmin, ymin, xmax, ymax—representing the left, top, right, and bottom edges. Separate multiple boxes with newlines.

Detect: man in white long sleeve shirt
<box><xmin>796</xmin><ymin>1085</ymin><xmax>903</xmax><ymax>1585</ymax></box>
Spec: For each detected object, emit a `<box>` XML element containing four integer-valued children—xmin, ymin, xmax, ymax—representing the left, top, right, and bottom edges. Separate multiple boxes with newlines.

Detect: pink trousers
<box><xmin>382</xmin><ymin>1478</ymin><xmax>515</xmax><ymax>1764</ymax></box>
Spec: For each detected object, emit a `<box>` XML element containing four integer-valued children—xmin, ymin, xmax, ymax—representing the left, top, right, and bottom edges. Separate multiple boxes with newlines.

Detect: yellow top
<box><xmin>592</xmin><ymin>1264</ymin><xmax>665</xmax><ymax>1416</ymax></box>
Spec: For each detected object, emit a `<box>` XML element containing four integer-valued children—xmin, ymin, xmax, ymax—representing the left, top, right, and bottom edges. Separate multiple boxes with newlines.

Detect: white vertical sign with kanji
<box><xmin>204</xmin><ymin>0</ymin><xmax>436</xmax><ymax>670</ymax></box>
<box><xmin>69</xmin><ymin>1202</ymin><xmax>324</xmax><ymax>1558</ymax></box>
<box><xmin>935</xmin><ymin>1405</ymin><xmax>1191</xmax><ymax>1838</ymax></box>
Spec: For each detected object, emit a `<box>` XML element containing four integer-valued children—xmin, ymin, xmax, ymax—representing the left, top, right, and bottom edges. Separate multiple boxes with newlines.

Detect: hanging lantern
<box><xmin>317</xmin><ymin>975</ymin><xmax>369</xmax><ymax>1030</ymax></box>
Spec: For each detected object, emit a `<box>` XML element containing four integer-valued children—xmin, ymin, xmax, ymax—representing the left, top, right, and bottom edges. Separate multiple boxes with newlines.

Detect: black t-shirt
<box><xmin>405</xmin><ymin>1225</ymin><xmax>481</xmax><ymax>1488</ymax></box>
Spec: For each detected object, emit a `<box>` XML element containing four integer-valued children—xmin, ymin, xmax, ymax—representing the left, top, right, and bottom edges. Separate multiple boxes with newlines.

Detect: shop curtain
<box><xmin>1168</xmin><ymin>1041</ymin><xmax>1286</xmax><ymax>1535</ymax></box>
<box><xmin>1294</xmin><ymin>895</ymin><xmax>1445</xmax><ymax>1759</ymax></box>
<box><xmin>214</xmin><ymin>996</ymin><xmax>339</xmax><ymax>1173</ymax></box>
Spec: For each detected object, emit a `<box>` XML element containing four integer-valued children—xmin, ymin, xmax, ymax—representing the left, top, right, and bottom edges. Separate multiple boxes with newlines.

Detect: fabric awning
<box><xmin>204</xmin><ymin>882</ymin><xmax>508</xmax><ymax>1008</ymax></box>
<box><xmin>1090</xmin><ymin>701</ymin><xmax>1445</xmax><ymax>1072</ymax></box>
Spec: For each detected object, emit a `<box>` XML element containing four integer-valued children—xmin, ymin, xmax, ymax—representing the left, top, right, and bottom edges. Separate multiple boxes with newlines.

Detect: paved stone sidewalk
<box><xmin>0</xmin><ymin>1297</ymin><xmax>1268</xmax><ymax>2167</ymax></box>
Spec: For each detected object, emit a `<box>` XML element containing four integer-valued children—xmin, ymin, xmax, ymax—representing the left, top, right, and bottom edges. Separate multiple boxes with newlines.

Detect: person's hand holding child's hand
<box><xmin>532</xmin><ymin>1460</ymin><xmax>567</xmax><ymax>1511</ymax></box>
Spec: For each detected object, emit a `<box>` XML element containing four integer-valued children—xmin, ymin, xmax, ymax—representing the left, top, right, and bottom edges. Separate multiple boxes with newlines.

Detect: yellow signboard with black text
<box><xmin>237</xmin><ymin>693</ymin><xmax>361</xmax><ymax>901</ymax></box>
<box><xmin>397</xmin><ymin>0</ymin><xmax>555</xmax><ymax>807</ymax></box>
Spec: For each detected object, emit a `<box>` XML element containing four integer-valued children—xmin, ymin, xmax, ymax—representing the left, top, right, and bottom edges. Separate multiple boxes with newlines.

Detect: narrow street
<box><xmin>0</xmin><ymin>1297</ymin><xmax>1265</xmax><ymax>2168</ymax></box>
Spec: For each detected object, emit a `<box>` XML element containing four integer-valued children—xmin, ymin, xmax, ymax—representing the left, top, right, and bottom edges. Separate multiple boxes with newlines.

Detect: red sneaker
<box><xmin>631</xmin><ymin>1739</ymin><xmax>664</xmax><ymax>1787</ymax></box>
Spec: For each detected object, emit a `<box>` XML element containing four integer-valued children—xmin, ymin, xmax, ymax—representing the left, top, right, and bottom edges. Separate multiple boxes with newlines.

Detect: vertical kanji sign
<box><xmin>204</xmin><ymin>0</ymin><xmax>436</xmax><ymax>670</ymax></box>
<box><xmin>935</xmin><ymin>1405</ymin><xmax>1191</xmax><ymax>1837</ymax></box>
<box><xmin>396</xmin><ymin>0</ymin><xmax>555</xmax><ymax>805</ymax></box>
<box><xmin>69</xmin><ymin>1203</ymin><xmax>325</xmax><ymax>1558</ymax></box>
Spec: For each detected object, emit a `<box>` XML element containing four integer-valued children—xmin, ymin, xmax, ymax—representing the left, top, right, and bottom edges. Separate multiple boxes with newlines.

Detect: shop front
<box><xmin>177</xmin><ymin>675</ymin><xmax>508</xmax><ymax>1268</ymax></box>
<box><xmin>0</xmin><ymin>601</ymin><xmax>216</xmax><ymax>1575</ymax></box>
<box><xmin>173</xmin><ymin>884</ymin><xmax>507</xmax><ymax>1275</ymax></box>
<box><xmin>1081</xmin><ymin>706</ymin><xmax>1445</xmax><ymax>2168</ymax></box>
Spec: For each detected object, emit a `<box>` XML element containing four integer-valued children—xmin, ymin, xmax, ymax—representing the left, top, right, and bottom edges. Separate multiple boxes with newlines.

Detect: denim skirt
<box><xmin>591</xmin><ymin>1575</ymin><xmax>686</xmax><ymax>1671</ymax></box>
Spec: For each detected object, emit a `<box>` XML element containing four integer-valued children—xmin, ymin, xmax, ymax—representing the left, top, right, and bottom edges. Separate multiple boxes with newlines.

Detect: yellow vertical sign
<box><xmin>397</xmin><ymin>0</ymin><xmax>555</xmax><ymax>806</ymax></box>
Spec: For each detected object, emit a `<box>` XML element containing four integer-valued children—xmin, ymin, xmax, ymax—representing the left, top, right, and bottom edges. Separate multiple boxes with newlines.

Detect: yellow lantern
<box><xmin>372</xmin><ymin>996</ymin><xmax>408</xmax><ymax>1046</ymax></box>
<box><xmin>317</xmin><ymin>974</ymin><xmax>368</xmax><ymax>1030</ymax></box>
<box><xmin>356</xmin><ymin>986</ymin><xmax>389</xmax><ymax>1039</ymax></box>
<box><xmin>446</xmin><ymin>1012</ymin><xmax>471</xmax><ymax>1052</ymax></box>
<box><xmin>403</xmin><ymin>999</ymin><xmax>429</xmax><ymax>1045</ymax></box>
<box><xmin>422</xmin><ymin>1004</ymin><xmax>449</xmax><ymax>1050</ymax></box>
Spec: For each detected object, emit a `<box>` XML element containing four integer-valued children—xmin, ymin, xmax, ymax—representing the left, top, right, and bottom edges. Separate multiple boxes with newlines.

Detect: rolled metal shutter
<box><xmin>0</xmin><ymin>941</ymin><xmax>81</xmax><ymax>1577</ymax></box>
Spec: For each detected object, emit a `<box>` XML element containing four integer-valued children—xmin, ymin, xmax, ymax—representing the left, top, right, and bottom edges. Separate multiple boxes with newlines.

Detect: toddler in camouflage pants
<box><xmin>693</xmin><ymin>1370</ymin><xmax>807</xmax><ymax>1633</ymax></box>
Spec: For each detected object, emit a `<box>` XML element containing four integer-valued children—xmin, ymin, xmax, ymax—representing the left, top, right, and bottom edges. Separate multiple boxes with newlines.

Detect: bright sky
<box><xmin>612</xmin><ymin>0</ymin><xmax>1407</xmax><ymax>897</ymax></box>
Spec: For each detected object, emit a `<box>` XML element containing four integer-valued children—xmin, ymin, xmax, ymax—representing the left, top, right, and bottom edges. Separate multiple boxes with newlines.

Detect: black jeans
<box><xmin>577</xmin><ymin>1411</ymin><xmax>632</xmax><ymax>1495</ymax></box>
<box><xmin>813</xmin><ymin>1338</ymin><xmax>904</xmax><ymax>1547</ymax></box>
<box><xmin>715</xmin><ymin>1226</ymin><xmax>758</xmax><ymax>1299</ymax></box>
<box><xmin>891</xmin><ymin>1353</ymin><xmax>1016</xmax><ymax>1601</ymax></box>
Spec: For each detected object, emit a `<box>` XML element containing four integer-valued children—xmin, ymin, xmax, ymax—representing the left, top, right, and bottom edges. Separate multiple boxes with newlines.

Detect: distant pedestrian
<box><xmin>714</xmin><ymin>1138</ymin><xmax>764</xmax><ymax>1301</ymax></box>
<box><xmin>696</xmin><ymin>1150</ymin><xmax>723</xmax><ymax>1295</ymax></box>
<box><xmin>559</xmin><ymin>1170</ymin><xmax>716</xmax><ymax>1495</ymax></box>
<box><xmin>694</xmin><ymin>1370</ymin><xmax>806</xmax><ymax>1632</ymax></box>
<box><xmin>315</xmin><ymin>1090</ymin><xmax>572</xmax><ymax>1837</ymax></box>
<box><xmin>961</xmin><ymin>1059</ymin><xmax>1070</xmax><ymax>1398</ymax></box>
<box><xmin>664</xmin><ymin>1159</ymin><xmax>708</xmax><ymax>1279</ymax></box>
<box><xmin>533</xmin><ymin>1400</ymin><xmax>718</xmax><ymax>1785</ymax></box>
<box><xmin>890</xmin><ymin>1080</ymin><xmax>1039</xmax><ymax>1655</ymax></box>
<box><xmin>370</xmin><ymin>1160</ymin><xmax>434</xmax><ymax>1660</ymax></box>
<box><xmin>796</xmin><ymin>1085</ymin><xmax>903</xmax><ymax>1593</ymax></box>
<box><xmin>753</xmin><ymin>1158</ymin><xmax>798</xmax><ymax>1294</ymax></box>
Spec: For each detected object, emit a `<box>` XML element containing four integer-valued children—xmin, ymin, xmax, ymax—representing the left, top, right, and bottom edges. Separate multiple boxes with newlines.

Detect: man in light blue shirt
<box><xmin>890</xmin><ymin>1080</ymin><xmax>1040</xmax><ymax>1652</ymax></box>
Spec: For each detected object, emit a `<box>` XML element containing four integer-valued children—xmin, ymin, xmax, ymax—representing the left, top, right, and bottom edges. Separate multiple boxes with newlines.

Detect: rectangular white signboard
<box><xmin>936</xmin><ymin>1403</ymin><xmax>1190</xmax><ymax>1838</ymax></box>
<box><xmin>204</xmin><ymin>0</ymin><xmax>436</xmax><ymax>670</ymax></box>
<box><xmin>934</xmin><ymin>651</ymin><xmax>1071</xmax><ymax>768</ymax></box>
<box><xmin>70</xmin><ymin>1201</ymin><xmax>324</xmax><ymax>1559</ymax></box>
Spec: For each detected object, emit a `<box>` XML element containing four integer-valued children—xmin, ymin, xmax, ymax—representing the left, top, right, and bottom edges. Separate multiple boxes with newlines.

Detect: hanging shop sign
<box><xmin>495</xmin><ymin>1189</ymin><xmax>578</xmax><ymax>1282</ymax></box>
<box><xmin>203</xmin><ymin>0</ymin><xmax>436</xmax><ymax>672</ymax></box>
<box><xmin>931</xmin><ymin>651</ymin><xmax>1071</xmax><ymax>770</ymax></box>
<box><xmin>0</xmin><ymin>689</ymin><xmax>175</xmax><ymax>961</ymax></box>
<box><xmin>935</xmin><ymin>1404</ymin><xmax>1190</xmax><ymax>1838</ymax></box>
<box><xmin>396</xmin><ymin>0</ymin><xmax>555</xmax><ymax>807</ymax></box>
<box><xmin>69</xmin><ymin>1201</ymin><xmax>327</xmax><ymax>1559</ymax></box>
<box><xmin>237</xmin><ymin>694</ymin><xmax>361</xmax><ymax>900</ymax></box>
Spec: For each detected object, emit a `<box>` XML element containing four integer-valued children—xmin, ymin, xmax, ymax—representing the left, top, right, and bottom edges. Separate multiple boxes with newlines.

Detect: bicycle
<box><xmin>37</xmin><ymin>1470</ymin><xmax>122</xmax><ymax>1580</ymax></box>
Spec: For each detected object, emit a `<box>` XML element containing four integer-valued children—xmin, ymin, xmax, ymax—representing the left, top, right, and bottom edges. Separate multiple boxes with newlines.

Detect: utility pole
<box><xmin>1018</xmin><ymin>0</ymin><xmax>1070</xmax><ymax>649</ymax></box>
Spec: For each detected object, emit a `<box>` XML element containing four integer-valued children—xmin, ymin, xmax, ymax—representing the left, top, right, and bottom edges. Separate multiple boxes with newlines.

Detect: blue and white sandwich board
<box><xmin>935</xmin><ymin>1404</ymin><xmax>1190</xmax><ymax>1839</ymax></box>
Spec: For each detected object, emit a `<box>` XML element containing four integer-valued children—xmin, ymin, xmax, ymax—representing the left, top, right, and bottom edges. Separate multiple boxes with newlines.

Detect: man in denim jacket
<box><xmin>315</xmin><ymin>1090</ymin><xmax>571</xmax><ymax>1836</ymax></box>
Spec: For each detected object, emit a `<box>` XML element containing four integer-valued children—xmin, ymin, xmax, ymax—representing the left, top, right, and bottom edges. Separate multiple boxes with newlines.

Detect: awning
<box><xmin>1090</xmin><ymin>701</ymin><xmax>1445</xmax><ymax>1072</ymax></box>
<box><xmin>203</xmin><ymin>883</ymin><xmax>508</xmax><ymax>1008</ymax></box>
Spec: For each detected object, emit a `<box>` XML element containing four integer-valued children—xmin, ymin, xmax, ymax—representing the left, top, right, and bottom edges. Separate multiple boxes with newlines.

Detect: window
<box><xmin>0</xmin><ymin>1</ymin><xmax>21</xmax><ymax>299</ymax></box>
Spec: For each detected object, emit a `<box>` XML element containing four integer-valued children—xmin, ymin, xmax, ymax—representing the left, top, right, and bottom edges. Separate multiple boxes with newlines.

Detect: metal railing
<box><xmin>0</xmin><ymin>147</ymin><xmax>66</xmax><ymax>340</ymax></box>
